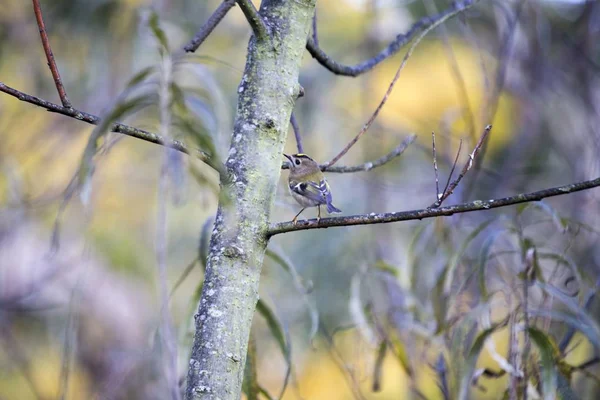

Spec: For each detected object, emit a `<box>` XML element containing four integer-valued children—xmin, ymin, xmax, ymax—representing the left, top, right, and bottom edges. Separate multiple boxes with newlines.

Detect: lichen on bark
<box><xmin>185</xmin><ymin>1</ymin><xmax>316</xmax><ymax>399</ymax></box>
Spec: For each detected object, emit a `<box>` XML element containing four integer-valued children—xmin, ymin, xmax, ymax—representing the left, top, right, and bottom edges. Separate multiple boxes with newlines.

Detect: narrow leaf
<box><xmin>458</xmin><ymin>326</ymin><xmax>498</xmax><ymax>400</ymax></box>
<box><xmin>444</xmin><ymin>219</ymin><xmax>495</xmax><ymax>294</ymax></box>
<box><xmin>388</xmin><ymin>331</ymin><xmax>414</xmax><ymax>377</ymax></box>
<box><xmin>255</xmin><ymin>299</ymin><xmax>291</xmax><ymax>400</ymax></box>
<box><xmin>266</xmin><ymin>246</ymin><xmax>318</xmax><ymax>342</ymax></box>
<box><xmin>243</xmin><ymin>331</ymin><xmax>259</xmax><ymax>400</ymax></box>
<box><xmin>349</xmin><ymin>271</ymin><xmax>378</xmax><ymax>346</ymax></box>
<box><xmin>528</xmin><ymin>327</ymin><xmax>558</xmax><ymax>400</ymax></box>
<box><xmin>478</xmin><ymin>230</ymin><xmax>503</xmax><ymax>301</ymax></box>
<box><xmin>149</xmin><ymin>11</ymin><xmax>169</xmax><ymax>52</ymax></box>
<box><xmin>372</xmin><ymin>341</ymin><xmax>386</xmax><ymax>392</ymax></box>
<box><xmin>198</xmin><ymin>217</ymin><xmax>214</xmax><ymax>270</ymax></box>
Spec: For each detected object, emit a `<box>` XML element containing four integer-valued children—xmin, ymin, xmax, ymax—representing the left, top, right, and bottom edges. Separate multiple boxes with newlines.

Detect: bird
<box><xmin>283</xmin><ymin>153</ymin><xmax>341</xmax><ymax>224</ymax></box>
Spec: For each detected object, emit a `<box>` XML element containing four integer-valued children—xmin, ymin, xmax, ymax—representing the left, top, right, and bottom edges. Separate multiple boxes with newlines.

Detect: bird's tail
<box><xmin>327</xmin><ymin>202</ymin><xmax>341</xmax><ymax>214</ymax></box>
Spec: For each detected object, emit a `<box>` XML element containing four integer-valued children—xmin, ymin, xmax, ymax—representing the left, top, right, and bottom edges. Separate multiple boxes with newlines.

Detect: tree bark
<box><xmin>185</xmin><ymin>1</ymin><xmax>316</xmax><ymax>399</ymax></box>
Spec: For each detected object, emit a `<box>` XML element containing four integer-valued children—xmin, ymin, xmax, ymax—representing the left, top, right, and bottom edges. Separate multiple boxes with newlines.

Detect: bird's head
<box><xmin>283</xmin><ymin>153</ymin><xmax>320</xmax><ymax>176</ymax></box>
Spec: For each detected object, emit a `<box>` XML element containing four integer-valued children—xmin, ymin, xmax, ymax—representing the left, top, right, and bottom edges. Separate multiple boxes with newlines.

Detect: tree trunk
<box><xmin>185</xmin><ymin>1</ymin><xmax>316</xmax><ymax>399</ymax></box>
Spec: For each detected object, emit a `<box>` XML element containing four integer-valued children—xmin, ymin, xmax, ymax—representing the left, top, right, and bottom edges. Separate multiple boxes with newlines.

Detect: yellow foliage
<box><xmin>332</xmin><ymin>39</ymin><xmax>519</xmax><ymax>157</ymax></box>
<box><xmin>0</xmin><ymin>347</ymin><xmax>90</xmax><ymax>400</ymax></box>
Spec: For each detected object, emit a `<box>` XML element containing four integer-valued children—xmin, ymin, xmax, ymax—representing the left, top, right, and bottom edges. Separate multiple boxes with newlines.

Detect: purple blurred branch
<box><xmin>290</xmin><ymin>112</ymin><xmax>304</xmax><ymax>153</ymax></box>
<box><xmin>184</xmin><ymin>0</ymin><xmax>237</xmax><ymax>53</ymax></box>
<box><xmin>306</xmin><ymin>0</ymin><xmax>479</xmax><ymax>77</ymax></box>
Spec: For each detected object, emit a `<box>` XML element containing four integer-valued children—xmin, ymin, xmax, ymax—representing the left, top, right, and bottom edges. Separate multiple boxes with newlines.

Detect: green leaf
<box><xmin>432</xmin><ymin>265</ymin><xmax>449</xmax><ymax>333</ymax></box>
<box><xmin>527</xmin><ymin>327</ymin><xmax>558</xmax><ymax>400</ymax></box>
<box><xmin>457</xmin><ymin>325</ymin><xmax>499</xmax><ymax>400</ymax></box>
<box><xmin>169</xmin><ymin>257</ymin><xmax>199</xmax><ymax>298</ymax></box>
<box><xmin>259</xmin><ymin>387</ymin><xmax>275</xmax><ymax>400</ymax></box>
<box><xmin>373</xmin><ymin>259</ymin><xmax>399</xmax><ymax>278</ymax></box>
<box><xmin>198</xmin><ymin>217</ymin><xmax>214</xmax><ymax>271</ymax></box>
<box><xmin>349</xmin><ymin>271</ymin><xmax>378</xmax><ymax>346</ymax></box>
<box><xmin>243</xmin><ymin>332</ymin><xmax>259</xmax><ymax>400</ymax></box>
<box><xmin>125</xmin><ymin>66</ymin><xmax>156</xmax><ymax>89</ymax></box>
<box><xmin>444</xmin><ymin>219</ymin><xmax>495</xmax><ymax>294</ymax></box>
<box><xmin>520</xmin><ymin>201</ymin><xmax>568</xmax><ymax>233</ymax></box>
<box><xmin>266</xmin><ymin>246</ymin><xmax>318</xmax><ymax>342</ymax></box>
<box><xmin>78</xmin><ymin>94</ymin><xmax>153</xmax><ymax>205</ymax></box>
<box><xmin>478</xmin><ymin>230</ymin><xmax>503</xmax><ymax>301</ymax></box>
<box><xmin>372</xmin><ymin>341</ymin><xmax>386</xmax><ymax>392</ymax></box>
<box><xmin>529</xmin><ymin>307</ymin><xmax>600</xmax><ymax>352</ymax></box>
<box><xmin>148</xmin><ymin>11</ymin><xmax>169</xmax><ymax>52</ymax></box>
<box><xmin>537</xmin><ymin>252</ymin><xmax>581</xmax><ymax>295</ymax></box>
<box><xmin>388</xmin><ymin>331</ymin><xmax>414</xmax><ymax>378</ymax></box>
<box><xmin>404</xmin><ymin>222</ymin><xmax>431</xmax><ymax>289</ymax></box>
<box><xmin>559</xmin><ymin>286</ymin><xmax>598</xmax><ymax>352</ymax></box>
<box><xmin>255</xmin><ymin>299</ymin><xmax>291</xmax><ymax>400</ymax></box>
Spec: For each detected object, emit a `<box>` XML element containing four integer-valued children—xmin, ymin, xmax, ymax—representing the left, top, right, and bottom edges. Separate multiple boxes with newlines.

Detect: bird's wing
<box><xmin>289</xmin><ymin>179</ymin><xmax>328</xmax><ymax>205</ymax></box>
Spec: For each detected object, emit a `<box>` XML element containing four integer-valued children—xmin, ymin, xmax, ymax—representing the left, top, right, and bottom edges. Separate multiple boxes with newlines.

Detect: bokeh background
<box><xmin>1</xmin><ymin>0</ymin><xmax>600</xmax><ymax>398</ymax></box>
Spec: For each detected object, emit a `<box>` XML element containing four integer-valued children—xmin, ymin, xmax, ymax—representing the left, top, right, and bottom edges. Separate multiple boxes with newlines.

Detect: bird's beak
<box><xmin>283</xmin><ymin>153</ymin><xmax>293</xmax><ymax>169</ymax></box>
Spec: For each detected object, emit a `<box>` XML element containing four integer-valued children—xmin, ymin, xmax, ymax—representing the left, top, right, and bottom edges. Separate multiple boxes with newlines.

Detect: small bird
<box><xmin>284</xmin><ymin>153</ymin><xmax>341</xmax><ymax>224</ymax></box>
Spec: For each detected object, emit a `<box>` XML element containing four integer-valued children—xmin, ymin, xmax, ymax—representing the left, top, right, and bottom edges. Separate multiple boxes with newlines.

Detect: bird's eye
<box><xmin>295</xmin><ymin>159</ymin><xmax>301</xmax><ymax>165</ymax></box>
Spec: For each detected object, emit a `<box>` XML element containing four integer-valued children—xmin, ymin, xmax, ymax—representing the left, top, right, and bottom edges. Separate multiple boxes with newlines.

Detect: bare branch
<box><xmin>0</xmin><ymin>82</ymin><xmax>211</xmax><ymax>163</ymax></box>
<box><xmin>431</xmin><ymin>124</ymin><xmax>492</xmax><ymax>208</ymax></box>
<box><xmin>440</xmin><ymin>138</ymin><xmax>463</xmax><ymax>201</ymax></box>
<box><xmin>312</xmin><ymin>10</ymin><xmax>319</xmax><ymax>47</ymax></box>
<box><xmin>306</xmin><ymin>0</ymin><xmax>479</xmax><ymax>77</ymax></box>
<box><xmin>324</xmin><ymin>5</ymin><xmax>469</xmax><ymax>168</ymax></box>
<box><xmin>323</xmin><ymin>135</ymin><xmax>415</xmax><ymax>173</ymax></box>
<box><xmin>290</xmin><ymin>112</ymin><xmax>304</xmax><ymax>153</ymax></box>
<box><xmin>432</xmin><ymin>131</ymin><xmax>440</xmax><ymax>200</ymax></box>
<box><xmin>236</xmin><ymin>0</ymin><xmax>269</xmax><ymax>41</ymax></box>
<box><xmin>280</xmin><ymin>135</ymin><xmax>415</xmax><ymax>173</ymax></box>
<box><xmin>32</xmin><ymin>0</ymin><xmax>72</xmax><ymax>108</ymax></box>
<box><xmin>268</xmin><ymin>175</ymin><xmax>600</xmax><ymax>236</ymax></box>
<box><xmin>184</xmin><ymin>0</ymin><xmax>237</xmax><ymax>53</ymax></box>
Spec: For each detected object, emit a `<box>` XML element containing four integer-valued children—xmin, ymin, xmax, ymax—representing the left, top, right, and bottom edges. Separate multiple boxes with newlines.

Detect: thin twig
<box><xmin>323</xmin><ymin>135</ymin><xmax>415</xmax><ymax>173</ymax></box>
<box><xmin>0</xmin><ymin>82</ymin><xmax>211</xmax><ymax>163</ymax></box>
<box><xmin>290</xmin><ymin>112</ymin><xmax>304</xmax><ymax>153</ymax></box>
<box><xmin>280</xmin><ymin>135</ymin><xmax>415</xmax><ymax>173</ymax></box>
<box><xmin>432</xmin><ymin>131</ymin><xmax>440</xmax><ymax>200</ymax></box>
<box><xmin>575</xmin><ymin>357</ymin><xmax>600</xmax><ymax>371</ymax></box>
<box><xmin>268</xmin><ymin>175</ymin><xmax>600</xmax><ymax>235</ymax></box>
<box><xmin>305</xmin><ymin>0</ymin><xmax>479</xmax><ymax>77</ymax></box>
<box><xmin>325</xmin><ymin>6</ymin><xmax>464</xmax><ymax>167</ymax></box>
<box><xmin>236</xmin><ymin>0</ymin><xmax>269</xmax><ymax>41</ymax></box>
<box><xmin>423</xmin><ymin>0</ymin><xmax>476</xmax><ymax>143</ymax></box>
<box><xmin>431</xmin><ymin>125</ymin><xmax>492</xmax><ymax>208</ymax></box>
<box><xmin>441</xmin><ymin>138</ymin><xmax>463</xmax><ymax>199</ymax></box>
<box><xmin>31</xmin><ymin>0</ymin><xmax>71</xmax><ymax>108</ymax></box>
<box><xmin>184</xmin><ymin>0</ymin><xmax>237</xmax><ymax>52</ymax></box>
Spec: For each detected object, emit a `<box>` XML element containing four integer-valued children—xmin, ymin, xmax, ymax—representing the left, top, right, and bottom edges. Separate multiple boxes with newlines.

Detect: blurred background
<box><xmin>1</xmin><ymin>0</ymin><xmax>600</xmax><ymax>398</ymax></box>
